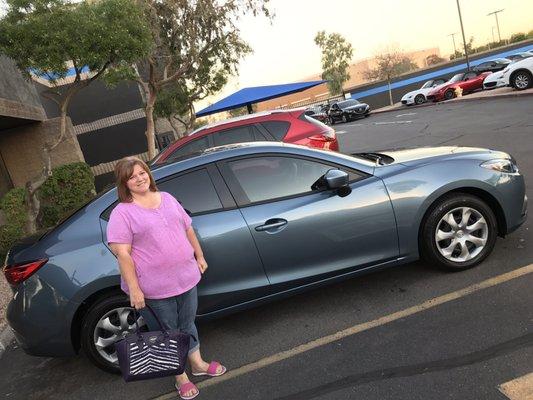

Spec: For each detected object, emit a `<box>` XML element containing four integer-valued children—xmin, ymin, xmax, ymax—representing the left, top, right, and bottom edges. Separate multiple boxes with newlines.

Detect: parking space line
<box><xmin>374</xmin><ymin>120</ymin><xmax>412</xmax><ymax>125</ymax></box>
<box><xmin>395</xmin><ymin>113</ymin><xmax>417</xmax><ymax>118</ymax></box>
<box><xmin>152</xmin><ymin>264</ymin><xmax>533</xmax><ymax>400</ymax></box>
<box><xmin>498</xmin><ymin>372</ymin><xmax>533</xmax><ymax>399</ymax></box>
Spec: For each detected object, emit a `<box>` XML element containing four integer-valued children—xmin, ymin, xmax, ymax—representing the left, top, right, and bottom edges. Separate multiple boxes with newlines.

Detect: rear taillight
<box><xmin>309</xmin><ymin>129</ymin><xmax>336</xmax><ymax>142</ymax></box>
<box><xmin>3</xmin><ymin>259</ymin><xmax>48</xmax><ymax>285</ymax></box>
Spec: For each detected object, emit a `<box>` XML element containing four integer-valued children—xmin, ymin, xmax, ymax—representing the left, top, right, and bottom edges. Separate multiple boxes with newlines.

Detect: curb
<box><xmin>0</xmin><ymin>323</ymin><xmax>14</xmax><ymax>358</ymax></box>
<box><xmin>369</xmin><ymin>89</ymin><xmax>533</xmax><ymax>116</ymax></box>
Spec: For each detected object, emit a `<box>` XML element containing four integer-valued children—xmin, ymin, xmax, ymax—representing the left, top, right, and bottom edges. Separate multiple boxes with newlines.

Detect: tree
<box><xmin>154</xmin><ymin>38</ymin><xmax>245</xmax><ymax>137</ymax></box>
<box><xmin>510</xmin><ymin>32</ymin><xmax>527</xmax><ymax>43</ymax></box>
<box><xmin>364</xmin><ymin>49</ymin><xmax>418</xmax><ymax>106</ymax></box>
<box><xmin>426</xmin><ymin>54</ymin><xmax>445</xmax><ymax>66</ymax></box>
<box><xmin>0</xmin><ymin>0</ymin><xmax>151</xmax><ymax>234</ymax></box>
<box><xmin>314</xmin><ymin>31</ymin><xmax>353</xmax><ymax>95</ymax></box>
<box><xmin>108</xmin><ymin>0</ymin><xmax>270</xmax><ymax>159</ymax></box>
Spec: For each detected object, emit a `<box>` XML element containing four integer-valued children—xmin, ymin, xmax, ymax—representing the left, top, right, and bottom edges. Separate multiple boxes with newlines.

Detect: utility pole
<box><xmin>487</xmin><ymin>9</ymin><xmax>504</xmax><ymax>42</ymax></box>
<box><xmin>456</xmin><ymin>0</ymin><xmax>470</xmax><ymax>71</ymax></box>
<box><xmin>491</xmin><ymin>26</ymin><xmax>496</xmax><ymax>43</ymax></box>
<box><xmin>448</xmin><ymin>32</ymin><xmax>458</xmax><ymax>57</ymax></box>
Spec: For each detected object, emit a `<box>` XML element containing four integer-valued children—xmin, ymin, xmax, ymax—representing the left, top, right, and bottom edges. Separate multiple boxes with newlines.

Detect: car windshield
<box><xmin>338</xmin><ymin>99</ymin><xmax>360</xmax><ymax>108</ymax></box>
<box><xmin>448</xmin><ymin>74</ymin><xmax>463</xmax><ymax>83</ymax></box>
<box><xmin>421</xmin><ymin>81</ymin><xmax>434</xmax><ymax>89</ymax></box>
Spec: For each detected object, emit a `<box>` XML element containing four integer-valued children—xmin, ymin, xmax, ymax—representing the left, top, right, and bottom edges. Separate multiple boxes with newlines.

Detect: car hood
<box><xmin>343</xmin><ymin>104</ymin><xmax>368</xmax><ymax>111</ymax></box>
<box><xmin>377</xmin><ymin>146</ymin><xmax>505</xmax><ymax>166</ymax></box>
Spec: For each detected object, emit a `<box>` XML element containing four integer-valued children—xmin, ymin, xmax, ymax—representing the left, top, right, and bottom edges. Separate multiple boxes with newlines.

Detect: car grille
<box><xmin>401</xmin><ymin>100</ymin><xmax>407</xmax><ymax>104</ymax></box>
<box><xmin>484</xmin><ymin>81</ymin><xmax>497</xmax><ymax>88</ymax></box>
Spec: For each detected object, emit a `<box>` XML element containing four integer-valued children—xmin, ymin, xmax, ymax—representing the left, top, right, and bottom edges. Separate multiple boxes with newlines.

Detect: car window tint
<box><xmin>213</xmin><ymin>126</ymin><xmax>254</xmax><ymax>146</ymax></box>
<box><xmin>260</xmin><ymin>121</ymin><xmax>290</xmax><ymax>141</ymax></box>
<box><xmin>250</xmin><ymin>125</ymin><xmax>269</xmax><ymax>141</ymax></box>
<box><xmin>465</xmin><ymin>72</ymin><xmax>477</xmax><ymax>80</ymax></box>
<box><xmin>158</xmin><ymin>169</ymin><xmax>222</xmax><ymax>214</ymax></box>
<box><xmin>227</xmin><ymin>156</ymin><xmax>341</xmax><ymax>203</ymax></box>
<box><xmin>167</xmin><ymin>136</ymin><xmax>210</xmax><ymax>161</ymax></box>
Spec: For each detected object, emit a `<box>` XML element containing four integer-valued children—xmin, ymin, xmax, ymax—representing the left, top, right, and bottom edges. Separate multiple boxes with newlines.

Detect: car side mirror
<box><xmin>324</xmin><ymin>169</ymin><xmax>351</xmax><ymax>197</ymax></box>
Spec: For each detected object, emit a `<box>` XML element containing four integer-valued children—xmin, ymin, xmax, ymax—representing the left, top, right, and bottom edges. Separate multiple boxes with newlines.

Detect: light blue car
<box><xmin>4</xmin><ymin>142</ymin><xmax>527</xmax><ymax>372</ymax></box>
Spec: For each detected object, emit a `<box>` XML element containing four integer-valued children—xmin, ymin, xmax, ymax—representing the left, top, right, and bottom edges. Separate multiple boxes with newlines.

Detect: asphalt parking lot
<box><xmin>1</xmin><ymin>96</ymin><xmax>532</xmax><ymax>400</ymax></box>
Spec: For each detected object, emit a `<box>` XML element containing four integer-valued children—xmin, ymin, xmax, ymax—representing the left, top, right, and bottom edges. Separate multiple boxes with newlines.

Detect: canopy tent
<box><xmin>195</xmin><ymin>80</ymin><xmax>327</xmax><ymax>118</ymax></box>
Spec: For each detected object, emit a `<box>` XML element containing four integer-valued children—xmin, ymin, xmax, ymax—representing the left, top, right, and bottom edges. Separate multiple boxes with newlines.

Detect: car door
<box><xmin>217</xmin><ymin>155</ymin><xmax>399</xmax><ymax>291</ymax></box>
<box><xmin>156</xmin><ymin>165</ymin><xmax>271</xmax><ymax>314</ymax></box>
<box><xmin>463</xmin><ymin>72</ymin><xmax>480</xmax><ymax>91</ymax></box>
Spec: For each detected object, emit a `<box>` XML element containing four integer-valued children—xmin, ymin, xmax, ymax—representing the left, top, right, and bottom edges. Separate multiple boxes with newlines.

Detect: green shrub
<box><xmin>0</xmin><ymin>162</ymin><xmax>95</xmax><ymax>258</ymax></box>
<box><xmin>39</xmin><ymin>162</ymin><xmax>95</xmax><ymax>228</ymax></box>
<box><xmin>0</xmin><ymin>188</ymin><xmax>27</xmax><ymax>258</ymax></box>
<box><xmin>509</xmin><ymin>33</ymin><xmax>527</xmax><ymax>43</ymax></box>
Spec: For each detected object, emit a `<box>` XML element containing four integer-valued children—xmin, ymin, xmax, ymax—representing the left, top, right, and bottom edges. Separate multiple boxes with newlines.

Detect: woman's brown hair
<box><xmin>114</xmin><ymin>157</ymin><xmax>157</xmax><ymax>202</ymax></box>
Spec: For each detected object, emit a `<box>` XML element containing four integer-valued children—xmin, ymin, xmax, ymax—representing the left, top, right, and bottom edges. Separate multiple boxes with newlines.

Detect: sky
<box><xmin>198</xmin><ymin>0</ymin><xmax>533</xmax><ymax>110</ymax></box>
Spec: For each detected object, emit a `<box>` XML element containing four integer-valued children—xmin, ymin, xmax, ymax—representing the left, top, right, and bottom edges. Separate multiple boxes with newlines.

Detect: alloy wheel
<box><xmin>93</xmin><ymin>307</ymin><xmax>146</xmax><ymax>364</ymax></box>
<box><xmin>515</xmin><ymin>73</ymin><xmax>530</xmax><ymax>90</ymax></box>
<box><xmin>434</xmin><ymin>207</ymin><xmax>488</xmax><ymax>263</ymax></box>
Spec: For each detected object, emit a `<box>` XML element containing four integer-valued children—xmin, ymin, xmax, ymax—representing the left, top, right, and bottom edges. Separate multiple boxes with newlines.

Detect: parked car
<box><xmin>427</xmin><ymin>71</ymin><xmax>492</xmax><ymax>102</ymax></box>
<box><xmin>152</xmin><ymin>109</ymin><xmax>338</xmax><ymax>165</ymax></box>
<box><xmin>472</xmin><ymin>58</ymin><xmax>511</xmax><ymax>73</ymax></box>
<box><xmin>328</xmin><ymin>99</ymin><xmax>370</xmax><ymax>124</ymax></box>
<box><xmin>506</xmin><ymin>52</ymin><xmax>533</xmax><ymax>62</ymax></box>
<box><xmin>4</xmin><ymin>142</ymin><xmax>527</xmax><ymax>373</ymax></box>
<box><xmin>495</xmin><ymin>57</ymin><xmax>533</xmax><ymax>90</ymax></box>
<box><xmin>303</xmin><ymin>106</ymin><xmax>329</xmax><ymax>125</ymax></box>
<box><xmin>482</xmin><ymin>70</ymin><xmax>507</xmax><ymax>90</ymax></box>
<box><xmin>401</xmin><ymin>79</ymin><xmax>447</xmax><ymax>106</ymax></box>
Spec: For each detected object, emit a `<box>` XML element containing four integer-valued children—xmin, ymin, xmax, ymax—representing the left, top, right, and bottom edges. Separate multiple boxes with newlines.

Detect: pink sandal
<box><xmin>175</xmin><ymin>382</ymin><xmax>199</xmax><ymax>400</ymax></box>
<box><xmin>191</xmin><ymin>361</ymin><xmax>227</xmax><ymax>377</ymax></box>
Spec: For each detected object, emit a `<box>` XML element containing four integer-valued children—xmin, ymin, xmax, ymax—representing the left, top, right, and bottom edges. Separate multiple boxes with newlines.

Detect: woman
<box><xmin>106</xmin><ymin>156</ymin><xmax>226</xmax><ymax>400</ymax></box>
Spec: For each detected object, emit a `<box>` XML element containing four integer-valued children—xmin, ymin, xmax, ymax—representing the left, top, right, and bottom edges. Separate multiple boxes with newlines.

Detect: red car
<box><xmin>427</xmin><ymin>71</ymin><xmax>492</xmax><ymax>102</ymax></box>
<box><xmin>152</xmin><ymin>109</ymin><xmax>339</xmax><ymax>165</ymax></box>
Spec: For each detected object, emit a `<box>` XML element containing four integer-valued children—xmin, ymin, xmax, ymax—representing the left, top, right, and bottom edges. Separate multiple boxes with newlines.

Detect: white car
<box><xmin>401</xmin><ymin>79</ymin><xmax>447</xmax><ymax>105</ymax></box>
<box><xmin>483</xmin><ymin>70</ymin><xmax>507</xmax><ymax>90</ymax></box>
<box><xmin>501</xmin><ymin>57</ymin><xmax>533</xmax><ymax>90</ymax></box>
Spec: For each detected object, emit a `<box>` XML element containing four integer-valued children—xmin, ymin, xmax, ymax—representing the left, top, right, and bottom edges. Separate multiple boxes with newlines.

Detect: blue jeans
<box><xmin>140</xmin><ymin>286</ymin><xmax>200</xmax><ymax>354</ymax></box>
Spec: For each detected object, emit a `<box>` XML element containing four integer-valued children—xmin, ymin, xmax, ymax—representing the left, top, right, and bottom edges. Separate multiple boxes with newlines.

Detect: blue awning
<box><xmin>196</xmin><ymin>80</ymin><xmax>327</xmax><ymax>117</ymax></box>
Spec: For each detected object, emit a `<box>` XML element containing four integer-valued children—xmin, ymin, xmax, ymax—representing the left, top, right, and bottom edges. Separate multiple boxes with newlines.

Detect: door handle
<box><xmin>255</xmin><ymin>219</ymin><xmax>288</xmax><ymax>232</ymax></box>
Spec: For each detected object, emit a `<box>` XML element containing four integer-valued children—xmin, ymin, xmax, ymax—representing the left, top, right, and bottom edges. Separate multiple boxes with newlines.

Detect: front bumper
<box><xmin>401</xmin><ymin>98</ymin><xmax>414</xmax><ymax>105</ymax></box>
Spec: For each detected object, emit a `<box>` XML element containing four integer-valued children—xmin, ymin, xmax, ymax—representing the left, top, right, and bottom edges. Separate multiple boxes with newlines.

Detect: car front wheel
<box><xmin>511</xmin><ymin>70</ymin><xmax>532</xmax><ymax>90</ymax></box>
<box><xmin>414</xmin><ymin>94</ymin><xmax>425</xmax><ymax>105</ymax></box>
<box><xmin>420</xmin><ymin>193</ymin><xmax>497</xmax><ymax>271</ymax></box>
<box><xmin>444</xmin><ymin>90</ymin><xmax>455</xmax><ymax>100</ymax></box>
<box><xmin>341</xmin><ymin>114</ymin><xmax>348</xmax><ymax>123</ymax></box>
<box><xmin>80</xmin><ymin>293</ymin><xmax>146</xmax><ymax>373</ymax></box>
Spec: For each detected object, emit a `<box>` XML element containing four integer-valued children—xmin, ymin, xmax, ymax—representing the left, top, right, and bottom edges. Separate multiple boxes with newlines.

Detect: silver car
<box><xmin>4</xmin><ymin>142</ymin><xmax>527</xmax><ymax>372</ymax></box>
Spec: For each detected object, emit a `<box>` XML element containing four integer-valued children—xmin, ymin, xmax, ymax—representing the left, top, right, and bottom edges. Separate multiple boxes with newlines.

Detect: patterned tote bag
<box><xmin>115</xmin><ymin>305</ymin><xmax>192</xmax><ymax>382</ymax></box>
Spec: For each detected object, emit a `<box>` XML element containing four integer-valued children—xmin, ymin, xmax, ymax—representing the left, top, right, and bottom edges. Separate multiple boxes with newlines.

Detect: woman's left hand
<box><xmin>197</xmin><ymin>256</ymin><xmax>208</xmax><ymax>274</ymax></box>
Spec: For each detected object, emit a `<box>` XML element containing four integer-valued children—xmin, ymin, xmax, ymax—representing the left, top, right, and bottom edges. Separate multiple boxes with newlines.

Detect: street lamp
<box><xmin>487</xmin><ymin>9</ymin><xmax>504</xmax><ymax>42</ymax></box>
<box><xmin>448</xmin><ymin>32</ymin><xmax>458</xmax><ymax>56</ymax></box>
<box><xmin>456</xmin><ymin>0</ymin><xmax>471</xmax><ymax>70</ymax></box>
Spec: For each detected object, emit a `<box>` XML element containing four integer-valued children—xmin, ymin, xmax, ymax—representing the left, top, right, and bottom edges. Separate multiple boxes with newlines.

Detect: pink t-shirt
<box><xmin>106</xmin><ymin>191</ymin><xmax>201</xmax><ymax>299</ymax></box>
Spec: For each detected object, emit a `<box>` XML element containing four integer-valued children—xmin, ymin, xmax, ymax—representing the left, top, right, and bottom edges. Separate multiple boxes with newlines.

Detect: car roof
<box><xmin>189</xmin><ymin>109</ymin><xmax>302</xmax><ymax>137</ymax></box>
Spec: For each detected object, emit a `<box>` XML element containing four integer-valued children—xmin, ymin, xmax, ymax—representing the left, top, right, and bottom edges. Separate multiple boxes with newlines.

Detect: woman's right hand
<box><xmin>130</xmin><ymin>287</ymin><xmax>145</xmax><ymax>309</ymax></box>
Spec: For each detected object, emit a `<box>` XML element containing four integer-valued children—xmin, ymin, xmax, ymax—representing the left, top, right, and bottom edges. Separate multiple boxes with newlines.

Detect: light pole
<box><xmin>448</xmin><ymin>32</ymin><xmax>458</xmax><ymax>57</ymax></box>
<box><xmin>456</xmin><ymin>0</ymin><xmax>470</xmax><ymax>70</ymax></box>
<box><xmin>487</xmin><ymin>9</ymin><xmax>504</xmax><ymax>42</ymax></box>
<box><xmin>491</xmin><ymin>26</ymin><xmax>496</xmax><ymax>43</ymax></box>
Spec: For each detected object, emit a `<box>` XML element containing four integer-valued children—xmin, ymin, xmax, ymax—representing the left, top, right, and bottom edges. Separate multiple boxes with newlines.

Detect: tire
<box><xmin>341</xmin><ymin>114</ymin><xmax>348</xmax><ymax>123</ymax></box>
<box><xmin>511</xmin><ymin>70</ymin><xmax>533</xmax><ymax>90</ymax></box>
<box><xmin>329</xmin><ymin>116</ymin><xmax>335</xmax><ymax>125</ymax></box>
<box><xmin>80</xmin><ymin>293</ymin><xmax>146</xmax><ymax>373</ymax></box>
<box><xmin>444</xmin><ymin>90</ymin><xmax>455</xmax><ymax>100</ymax></box>
<box><xmin>420</xmin><ymin>193</ymin><xmax>498</xmax><ymax>271</ymax></box>
<box><xmin>414</xmin><ymin>94</ymin><xmax>425</xmax><ymax>105</ymax></box>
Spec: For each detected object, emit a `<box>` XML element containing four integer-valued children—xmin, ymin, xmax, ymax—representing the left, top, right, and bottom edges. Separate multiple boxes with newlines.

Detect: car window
<box><xmin>464</xmin><ymin>72</ymin><xmax>477</xmax><ymax>80</ymax></box>
<box><xmin>260</xmin><ymin>121</ymin><xmax>290</xmax><ymax>141</ymax></box>
<box><xmin>251</xmin><ymin>125</ymin><xmax>269</xmax><ymax>141</ymax></box>
<box><xmin>226</xmin><ymin>156</ymin><xmax>357</xmax><ymax>204</ymax></box>
<box><xmin>158</xmin><ymin>169</ymin><xmax>223</xmax><ymax>215</ymax></box>
<box><xmin>435</xmin><ymin>79</ymin><xmax>446</xmax><ymax>85</ymax></box>
<box><xmin>213</xmin><ymin>125</ymin><xmax>254</xmax><ymax>147</ymax></box>
<box><xmin>167</xmin><ymin>136</ymin><xmax>210</xmax><ymax>162</ymax></box>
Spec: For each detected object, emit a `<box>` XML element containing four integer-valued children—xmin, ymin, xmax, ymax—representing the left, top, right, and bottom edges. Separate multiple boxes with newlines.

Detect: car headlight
<box><xmin>480</xmin><ymin>158</ymin><xmax>519</xmax><ymax>173</ymax></box>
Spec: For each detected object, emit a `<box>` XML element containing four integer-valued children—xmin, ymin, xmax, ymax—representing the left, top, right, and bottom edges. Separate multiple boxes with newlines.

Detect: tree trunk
<box><xmin>145</xmin><ymin>96</ymin><xmax>157</xmax><ymax>159</ymax></box>
<box><xmin>24</xmin><ymin>104</ymin><xmax>68</xmax><ymax>235</ymax></box>
<box><xmin>167</xmin><ymin>117</ymin><xmax>182</xmax><ymax>140</ymax></box>
<box><xmin>388</xmin><ymin>79</ymin><xmax>393</xmax><ymax>106</ymax></box>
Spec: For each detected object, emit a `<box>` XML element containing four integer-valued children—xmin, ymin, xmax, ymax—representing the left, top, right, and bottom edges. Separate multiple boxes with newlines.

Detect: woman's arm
<box><xmin>110</xmin><ymin>243</ymin><xmax>145</xmax><ymax>309</ymax></box>
<box><xmin>186</xmin><ymin>226</ymin><xmax>208</xmax><ymax>274</ymax></box>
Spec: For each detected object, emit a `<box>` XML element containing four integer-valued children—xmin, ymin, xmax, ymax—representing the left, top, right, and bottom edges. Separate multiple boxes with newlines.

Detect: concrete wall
<box><xmin>0</xmin><ymin>117</ymin><xmax>84</xmax><ymax>188</ymax></box>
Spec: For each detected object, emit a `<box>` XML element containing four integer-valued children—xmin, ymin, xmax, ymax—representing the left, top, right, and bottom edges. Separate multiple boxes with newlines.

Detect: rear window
<box><xmin>260</xmin><ymin>121</ymin><xmax>290</xmax><ymax>141</ymax></box>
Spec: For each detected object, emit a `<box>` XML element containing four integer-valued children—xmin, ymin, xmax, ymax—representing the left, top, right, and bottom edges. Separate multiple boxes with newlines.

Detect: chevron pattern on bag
<box><xmin>129</xmin><ymin>339</ymin><xmax>181</xmax><ymax>375</ymax></box>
